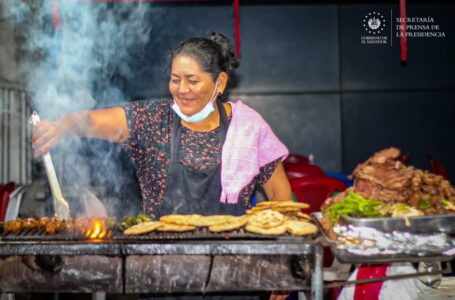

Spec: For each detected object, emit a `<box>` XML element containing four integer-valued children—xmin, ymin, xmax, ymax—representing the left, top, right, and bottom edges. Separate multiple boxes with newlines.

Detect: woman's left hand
<box><xmin>269</xmin><ymin>291</ymin><xmax>290</xmax><ymax>300</ymax></box>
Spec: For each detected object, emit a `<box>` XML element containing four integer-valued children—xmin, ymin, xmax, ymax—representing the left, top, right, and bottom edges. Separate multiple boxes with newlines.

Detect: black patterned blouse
<box><xmin>122</xmin><ymin>100</ymin><xmax>279</xmax><ymax>218</ymax></box>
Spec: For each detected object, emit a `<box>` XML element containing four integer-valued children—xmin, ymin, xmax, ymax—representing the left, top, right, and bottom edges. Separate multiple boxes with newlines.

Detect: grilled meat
<box><xmin>39</xmin><ymin>217</ymin><xmax>50</xmax><ymax>228</ymax></box>
<box><xmin>74</xmin><ymin>217</ymin><xmax>90</xmax><ymax>233</ymax></box>
<box><xmin>65</xmin><ymin>219</ymin><xmax>75</xmax><ymax>233</ymax></box>
<box><xmin>45</xmin><ymin>217</ymin><xmax>65</xmax><ymax>234</ymax></box>
<box><xmin>23</xmin><ymin>218</ymin><xmax>40</xmax><ymax>230</ymax></box>
<box><xmin>323</xmin><ymin>147</ymin><xmax>455</xmax><ymax>215</ymax></box>
<box><xmin>3</xmin><ymin>219</ymin><xmax>23</xmax><ymax>233</ymax></box>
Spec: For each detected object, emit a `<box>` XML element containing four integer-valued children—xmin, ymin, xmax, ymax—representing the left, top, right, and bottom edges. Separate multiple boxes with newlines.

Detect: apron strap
<box><xmin>216</xmin><ymin>99</ymin><xmax>229</xmax><ymax>145</ymax></box>
<box><xmin>170</xmin><ymin>110</ymin><xmax>180</xmax><ymax>162</ymax></box>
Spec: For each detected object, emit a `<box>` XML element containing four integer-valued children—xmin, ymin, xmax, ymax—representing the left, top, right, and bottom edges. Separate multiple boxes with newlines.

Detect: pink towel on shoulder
<box><xmin>220</xmin><ymin>101</ymin><xmax>289</xmax><ymax>204</ymax></box>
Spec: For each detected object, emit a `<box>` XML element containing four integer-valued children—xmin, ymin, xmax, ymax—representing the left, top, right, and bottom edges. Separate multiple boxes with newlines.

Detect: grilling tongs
<box><xmin>30</xmin><ymin>112</ymin><xmax>70</xmax><ymax>219</ymax></box>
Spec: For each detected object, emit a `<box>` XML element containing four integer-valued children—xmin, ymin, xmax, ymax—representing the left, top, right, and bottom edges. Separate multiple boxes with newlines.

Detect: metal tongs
<box><xmin>30</xmin><ymin>111</ymin><xmax>70</xmax><ymax>219</ymax></box>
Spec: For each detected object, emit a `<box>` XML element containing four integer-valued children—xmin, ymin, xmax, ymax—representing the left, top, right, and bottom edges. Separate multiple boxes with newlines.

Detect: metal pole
<box><xmin>25</xmin><ymin>96</ymin><xmax>32</xmax><ymax>184</ymax></box>
<box><xmin>311</xmin><ymin>244</ymin><xmax>323</xmax><ymax>300</ymax></box>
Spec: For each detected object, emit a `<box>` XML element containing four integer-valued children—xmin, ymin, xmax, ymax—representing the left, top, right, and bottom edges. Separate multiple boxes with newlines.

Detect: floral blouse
<box><xmin>122</xmin><ymin>100</ymin><xmax>279</xmax><ymax>218</ymax></box>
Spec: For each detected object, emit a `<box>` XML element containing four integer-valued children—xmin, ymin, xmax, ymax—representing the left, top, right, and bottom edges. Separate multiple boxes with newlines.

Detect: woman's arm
<box><xmin>262</xmin><ymin>162</ymin><xmax>293</xmax><ymax>300</ymax></box>
<box><xmin>262</xmin><ymin>161</ymin><xmax>293</xmax><ymax>201</ymax></box>
<box><xmin>32</xmin><ymin>107</ymin><xmax>129</xmax><ymax>157</ymax></box>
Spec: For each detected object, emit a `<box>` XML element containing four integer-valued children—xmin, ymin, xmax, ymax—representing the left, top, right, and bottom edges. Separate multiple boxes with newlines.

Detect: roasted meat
<box><xmin>39</xmin><ymin>217</ymin><xmax>50</xmax><ymax>228</ymax></box>
<box><xmin>3</xmin><ymin>219</ymin><xmax>23</xmax><ymax>233</ymax></box>
<box><xmin>323</xmin><ymin>147</ymin><xmax>455</xmax><ymax>215</ymax></box>
<box><xmin>23</xmin><ymin>218</ymin><xmax>40</xmax><ymax>230</ymax></box>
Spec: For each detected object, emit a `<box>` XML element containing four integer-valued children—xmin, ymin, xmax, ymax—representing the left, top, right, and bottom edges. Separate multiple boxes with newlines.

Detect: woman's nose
<box><xmin>178</xmin><ymin>81</ymin><xmax>190</xmax><ymax>94</ymax></box>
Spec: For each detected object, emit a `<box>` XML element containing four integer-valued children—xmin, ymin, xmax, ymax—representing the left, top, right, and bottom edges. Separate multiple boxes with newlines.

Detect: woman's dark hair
<box><xmin>169</xmin><ymin>32</ymin><xmax>239</xmax><ymax>100</ymax></box>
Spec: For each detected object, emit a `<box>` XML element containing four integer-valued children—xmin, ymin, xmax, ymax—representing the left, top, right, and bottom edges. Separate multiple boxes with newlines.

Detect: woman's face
<box><xmin>169</xmin><ymin>56</ymin><xmax>221</xmax><ymax>117</ymax></box>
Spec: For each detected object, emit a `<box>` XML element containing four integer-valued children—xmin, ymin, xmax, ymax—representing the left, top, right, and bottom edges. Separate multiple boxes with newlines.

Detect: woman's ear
<box><xmin>217</xmin><ymin>72</ymin><xmax>229</xmax><ymax>95</ymax></box>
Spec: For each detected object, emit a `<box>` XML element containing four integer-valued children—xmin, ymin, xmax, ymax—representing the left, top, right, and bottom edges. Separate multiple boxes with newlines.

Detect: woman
<box><xmin>33</xmin><ymin>32</ymin><xmax>292</xmax><ymax>300</ymax></box>
<box><xmin>32</xmin><ymin>32</ymin><xmax>292</xmax><ymax>219</ymax></box>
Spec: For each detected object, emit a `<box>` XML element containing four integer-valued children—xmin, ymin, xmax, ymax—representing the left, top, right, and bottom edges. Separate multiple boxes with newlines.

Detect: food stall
<box><xmin>0</xmin><ymin>0</ymin><xmax>454</xmax><ymax>299</ymax></box>
<box><xmin>2</xmin><ymin>147</ymin><xmax>455</xmax><ymax>299</ymax></box>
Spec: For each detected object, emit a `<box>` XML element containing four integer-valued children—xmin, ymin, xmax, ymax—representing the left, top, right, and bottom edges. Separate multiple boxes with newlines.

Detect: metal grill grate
<box><xmin>113</xmin><ymin>227</ymin><xmax>314</xmax><ymax>241</ymax></box>
<box><xmin>0</xmin><ymin>228</ymin><xmax>98</xmax><ymax>241</ymax></box>
<box><xmin>0</xmin><ymin>225</ymin><xmax>315</xmax><ymax>242</ymax></box>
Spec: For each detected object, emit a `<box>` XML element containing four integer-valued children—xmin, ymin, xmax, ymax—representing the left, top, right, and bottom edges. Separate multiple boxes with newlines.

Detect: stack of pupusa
<box><xmin>124</xmin><ymin>201</ymin><xmax>318</xmax><ymax>236</ymax></box>
<box><xmin>245</xmin><ymin>201</ymin><xmax>318</xmax><ymax>236</ymax></box>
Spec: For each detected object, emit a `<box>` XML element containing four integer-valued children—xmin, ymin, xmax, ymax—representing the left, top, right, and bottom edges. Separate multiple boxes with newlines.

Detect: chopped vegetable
<box><xmin>137</xmin><ymin>214</ymin><xmax>151</xmax><ymax>222</ymax></box>
<box><xmin>324</xmin><ymin>192</ymin><xmax>383</xmax><ymax>223</ymax></box>
<box><xmin>121</xmin><ymin>215</ymin><xmax>138</xmax><ymax>230</ymax></box>
<box><xmin>390</xmin><ymin>203</ymin><xmax>423</xmax><ymax>217</ymax></box>
<box><xmin>106</xmin><ymin>218</ymin><xmax>117</xmax><ymax>230</ymax></box>
<box><xmin>418</xmin><ymin>199</ymin><xmax>431</xmax><ymax>210</ymax></box>
<box><xmin>442</xmin><ymin>199</ymin><xmax>455</xmax><ymax>211</ymax></box>
<box><xmin>121</xmin><ymin>214</ymin><xmax>153</xmax><ymax>230</ymax></box>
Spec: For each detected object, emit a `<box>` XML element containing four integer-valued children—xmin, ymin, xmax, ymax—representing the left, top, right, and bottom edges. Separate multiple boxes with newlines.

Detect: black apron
<box><xmin>156</xmin><ymin>100</ymin><xmax>245</xmax><ymax>218</ymax></box>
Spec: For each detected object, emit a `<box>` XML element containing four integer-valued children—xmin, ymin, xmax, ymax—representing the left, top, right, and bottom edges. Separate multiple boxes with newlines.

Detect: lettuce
<box><xmin>325</xmin><ymin>192</ymin><xmax>383</xmax><ymax>223</ymax></box>
<box><xmin>442</xmin><ymin>199</ymin><xmax>455</xmax><ymax>211</ymax></box>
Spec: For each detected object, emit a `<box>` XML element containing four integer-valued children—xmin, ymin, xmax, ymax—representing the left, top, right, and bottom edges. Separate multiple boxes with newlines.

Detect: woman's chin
<box><xmin>176</xmin><ymin>101</ymin><xmax>196</xmax><ymax>113</ymax></box>
<box><xmin>178</xmin><ymin>107</ymin><xmax>195</xmax><ymax>116</ymax></box>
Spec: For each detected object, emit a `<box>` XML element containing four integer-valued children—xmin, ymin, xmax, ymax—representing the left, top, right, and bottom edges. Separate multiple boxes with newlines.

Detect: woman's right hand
<box><xmin>32</xmin><ymin>120</ymin><xmax>62</xmax><ymax>158</ymax></box>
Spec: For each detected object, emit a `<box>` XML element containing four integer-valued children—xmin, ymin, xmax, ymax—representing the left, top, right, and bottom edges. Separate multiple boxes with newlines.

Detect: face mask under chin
<box><xmin>172</xmin><ymin>80</ymin><xmax>219</xmax><ymax>123</ymax></box>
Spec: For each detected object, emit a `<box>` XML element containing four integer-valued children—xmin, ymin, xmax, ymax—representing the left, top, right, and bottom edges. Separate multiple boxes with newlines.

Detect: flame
<box><xmin>80</xmin><ymin>218</ymin><xmax>110</xmax><ymax>240</ymax></box>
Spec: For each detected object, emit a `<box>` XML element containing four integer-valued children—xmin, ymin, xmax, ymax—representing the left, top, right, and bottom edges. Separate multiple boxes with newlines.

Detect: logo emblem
<box><xmin>363</xmin><ymin>12</ymin><xmax>386</xmax><ymax>35</ymax></box>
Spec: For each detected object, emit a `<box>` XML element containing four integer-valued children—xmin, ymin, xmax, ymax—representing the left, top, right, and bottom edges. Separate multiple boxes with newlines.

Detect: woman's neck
<box><xmin>181</xmin><ymin>102</ymin><xmax>231</xmax><ymax>132</ymax></box>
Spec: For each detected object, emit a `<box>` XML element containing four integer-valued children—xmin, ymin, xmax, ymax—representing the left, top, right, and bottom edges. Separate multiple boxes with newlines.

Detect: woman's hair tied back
<box><xmin>170</xmin><ymin>32</ymin><xmax>239</xmax><ymax>100</ymax></box>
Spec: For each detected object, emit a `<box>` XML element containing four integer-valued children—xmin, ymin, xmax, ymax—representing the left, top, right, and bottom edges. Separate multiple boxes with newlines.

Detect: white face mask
<box><xmin>172</xmin><ymin>79</ymin><xmax>219</xmax><ymax>123</ymax></box>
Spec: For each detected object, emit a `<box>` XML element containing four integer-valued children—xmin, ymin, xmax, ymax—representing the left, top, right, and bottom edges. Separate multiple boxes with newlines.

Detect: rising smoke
<box><xmin>2</xmin><ymin>0</ymin><xmax>154</xmax><ymax>217</ymax></box>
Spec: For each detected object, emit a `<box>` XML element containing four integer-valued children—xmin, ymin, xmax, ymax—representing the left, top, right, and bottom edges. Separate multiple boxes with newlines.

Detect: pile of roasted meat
<box><xmin>322</xmin><ymin>147</ymin><xmax>455</xmax><ymax>223</ymax></box>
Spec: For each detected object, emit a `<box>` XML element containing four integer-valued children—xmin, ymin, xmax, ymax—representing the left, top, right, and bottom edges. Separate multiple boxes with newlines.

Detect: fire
<box><xmin>79</xmin><ymin>218</ymin><xmax>111</xmax><ymax>240</ymax></box>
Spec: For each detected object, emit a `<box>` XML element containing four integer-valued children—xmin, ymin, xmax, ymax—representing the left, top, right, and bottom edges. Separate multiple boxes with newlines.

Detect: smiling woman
<box><xmin>170</xmin><ymin>55</ymin><xmax>224</xmax><ymax>119</ymax></box>
<box><xmin>31</xmin><ymin>31</ymin><xmax>292</xmax><ymax>300</ymax></box>
<box><xmin>32</xmin><ymin>32</ymin><xmax>292</xmax><ymax>219</ymax></box>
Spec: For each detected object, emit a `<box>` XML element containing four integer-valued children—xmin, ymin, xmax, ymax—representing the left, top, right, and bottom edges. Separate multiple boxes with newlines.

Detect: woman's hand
<box><xmin>31</xmin><ymin>107</ymin><xmax>130</xmax><ymax>158</ymax></box>
<box><xmin>32</xmin><ymin>120</ymin><xmax>62</xmax><ymax>158</ymax></box>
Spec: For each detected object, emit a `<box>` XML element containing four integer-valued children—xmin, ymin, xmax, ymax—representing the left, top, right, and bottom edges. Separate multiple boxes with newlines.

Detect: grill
<box><xmin>0</xmin><ymin>226</ymin><xmax>312</xmax><ymax>242</ymax></box>
<box><xmin>0</xmin><ymin>225</ymin><xmax>323</xmax><ymax>299</ymax></box>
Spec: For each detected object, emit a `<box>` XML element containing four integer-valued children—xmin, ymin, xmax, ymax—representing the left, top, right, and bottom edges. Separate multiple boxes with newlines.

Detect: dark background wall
<box><xmin>105</xmin><ymin>1</ymin><xmax>454</xmax><ymax>181</ymax></box>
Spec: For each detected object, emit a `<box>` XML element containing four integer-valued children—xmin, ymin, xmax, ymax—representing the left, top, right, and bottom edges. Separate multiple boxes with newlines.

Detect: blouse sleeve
<box><xmin>121</xmin><ymin>100</ymin><xmax>172</xmax><ymax>163</ymax></box>
<box><xmin>257</xmin><ymin>158</ymin><xmax>281</xmax><ymax>186</ymax></box>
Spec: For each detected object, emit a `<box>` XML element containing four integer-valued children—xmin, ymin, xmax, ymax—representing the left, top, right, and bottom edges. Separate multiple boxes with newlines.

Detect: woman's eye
<box><xmin>171</xmin><ymin>79</ymin><xmax>180</xmax><ymax>84</ymax></box>
<box><xmin>189</xmin><ymin>80</ymin><xmax>199</xmax><ymax>85</ymax></box>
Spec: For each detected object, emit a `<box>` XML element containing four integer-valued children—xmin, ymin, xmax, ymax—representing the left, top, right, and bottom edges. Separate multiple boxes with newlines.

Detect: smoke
<box><xmin>2</xmin><ymin>0</ymin><xmax>154</xmax><ymax>217</ymax></box>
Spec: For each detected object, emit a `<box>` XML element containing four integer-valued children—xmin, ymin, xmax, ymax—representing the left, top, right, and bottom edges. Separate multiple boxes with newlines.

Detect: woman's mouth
<box><xmin>178</xmin><ymin>97</ymin><xmax>197</xmax><ymax>104</ymax></box>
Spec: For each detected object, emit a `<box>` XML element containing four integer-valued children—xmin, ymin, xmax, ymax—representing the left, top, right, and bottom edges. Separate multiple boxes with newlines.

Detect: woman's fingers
<box><xmin>32</xmin><ymin>121</ymin><xmax>61</xmax><ymax>157</ymax></box>
<box><xmin>32</xmin><ymin>120</ymin><xmax>52</xmax><ymax>138</ymax></box>
<box><xmin>34</xmin><ymin>135</ymin><xmax>60</xmax><ymax>158</ymax></box>
<box><xmin>34</xmin><ymin>128</ymin><xmax>58</xmax><ymax>148</ymax></box>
